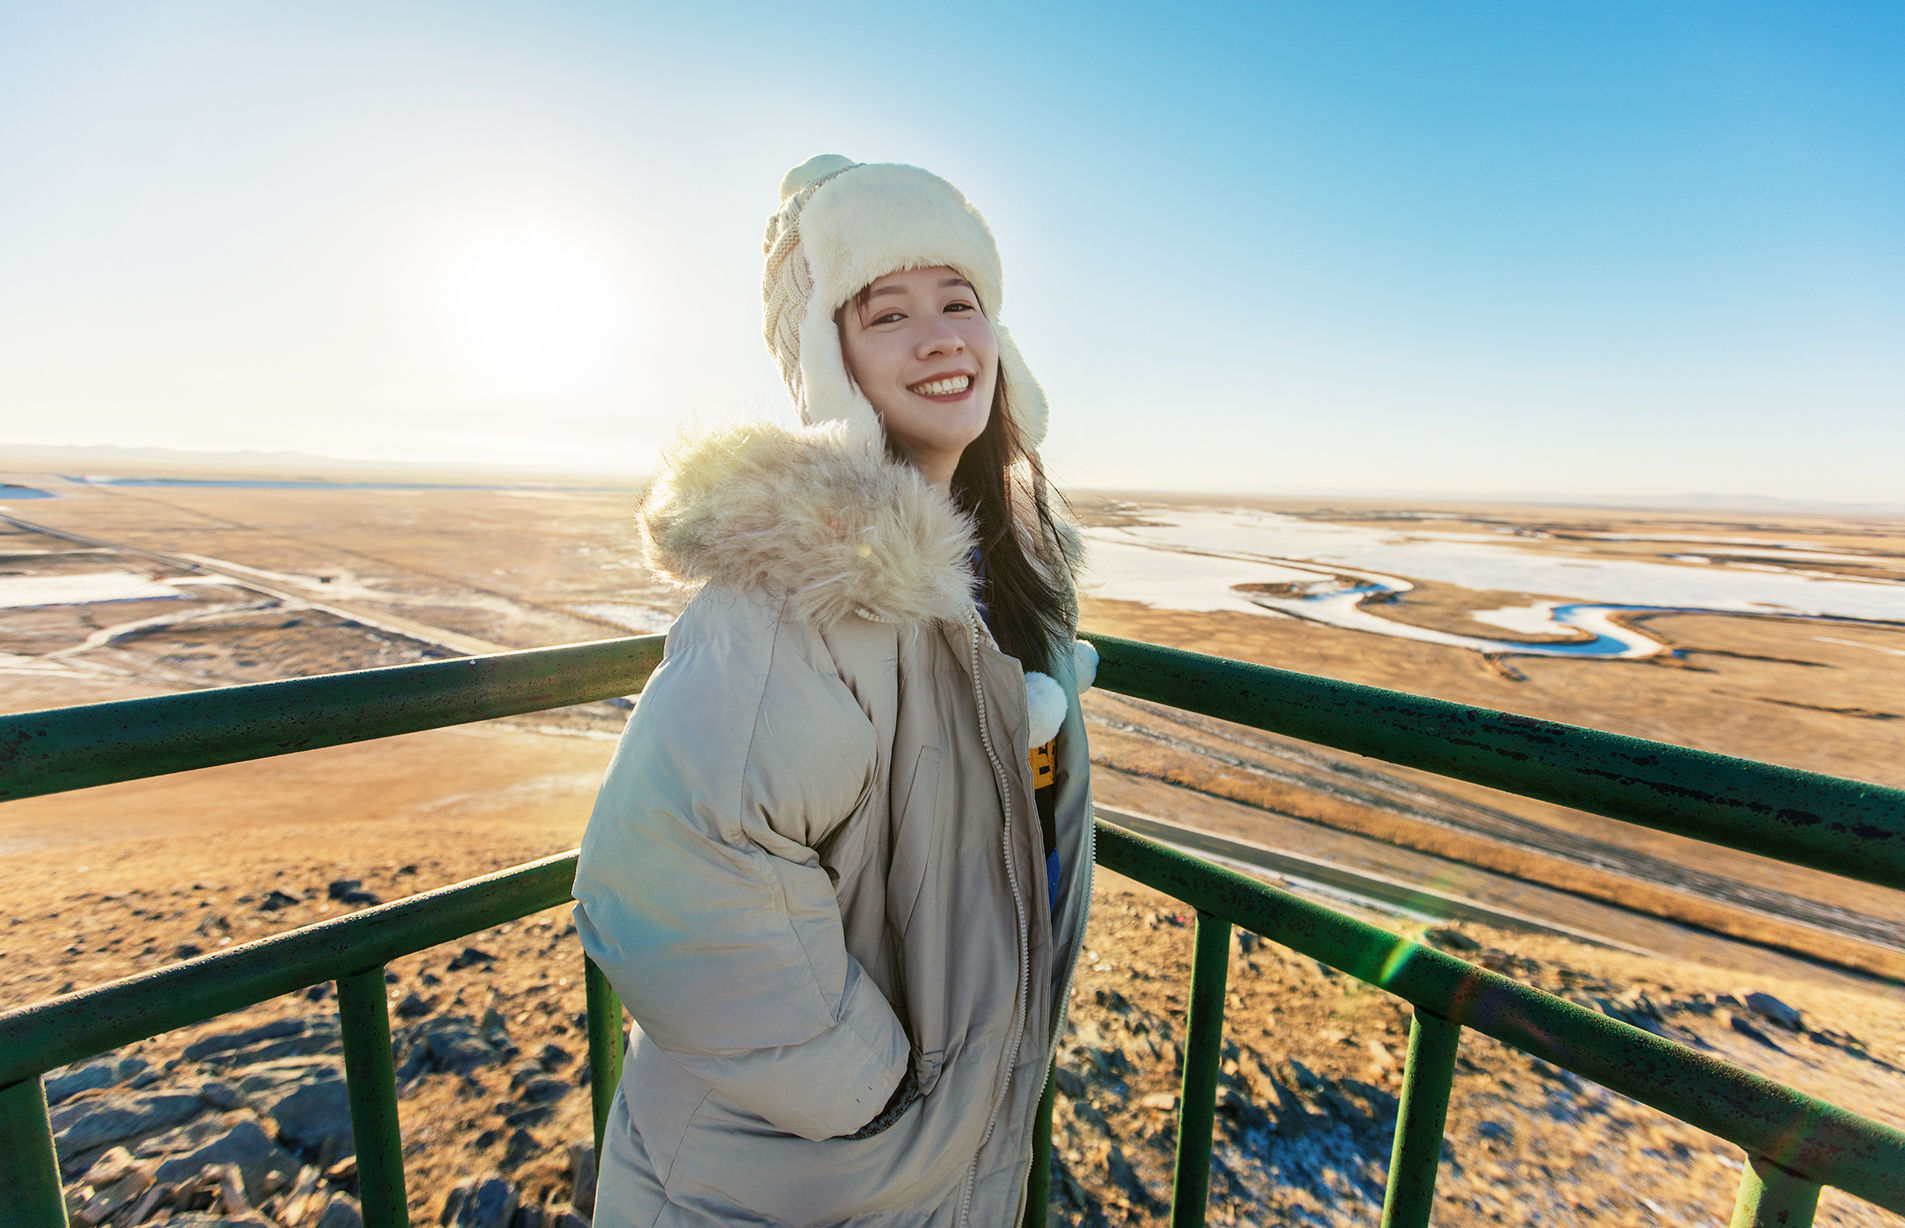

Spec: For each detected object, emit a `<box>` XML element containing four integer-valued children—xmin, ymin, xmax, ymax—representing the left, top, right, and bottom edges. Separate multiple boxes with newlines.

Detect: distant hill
<box><xmin>0</xmin><ymin>443</ymin><xmax>647</xmax><ymax>488</ymax></box>
<box><xmin>1082</xmin><ymin>485</ymin><xmax>1905</xmax><ymax>517</ymax></box>
<box><xmin>4</xmin><ymin>443</ymin><xmax>1897</xmax><ymax>515</ymax></box>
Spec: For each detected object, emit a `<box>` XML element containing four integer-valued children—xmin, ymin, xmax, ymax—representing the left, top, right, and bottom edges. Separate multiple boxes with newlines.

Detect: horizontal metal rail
<box><xmin>6</xmin><ymin>829</ymin><xmax>1899</xmax><ymax>1221</ymax></box>
<box><xmin>1093</xmin><ymin>820</ymin><xmax>1905</xmax><ymax>1216</ymax></box>
<box><xmin>6</xmin><ymin>632</ymin><xmax>1904</xmax><ymax>1224</ymax></box>
<box><xmin>0</xmin><ymin>635</ymin><xmax>666</xmax><ymax>803</ymax></box>
<box><xmin>7</xmin><ymin>632</ymin><xmax>1899</xmax><ymax>894</ymax></box>
<box><xmin>1088</xmin><ymin>632</ymin><xmax>1905</xmax><ymax>892</ymax></box>
<box><xmin>5</xmin><ymin>837</ymin><xmax>1900</xmax><ymax>1224</ymax></box>
<box><xmin>0</xmin><ymin>853</ymin><xmax>608</xmax><ymax>1228</ymax></box>
<box><xmin>0</xmin><ymin>854</ymin><xmax>578</xmax><ymax>1086</ymax></box>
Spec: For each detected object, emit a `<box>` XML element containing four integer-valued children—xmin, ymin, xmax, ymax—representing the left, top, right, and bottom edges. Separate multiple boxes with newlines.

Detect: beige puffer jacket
<box><xmin>573</xmin><ymin>420</ymin><xmax>1096</xmax><ymax>1227</ymax></box>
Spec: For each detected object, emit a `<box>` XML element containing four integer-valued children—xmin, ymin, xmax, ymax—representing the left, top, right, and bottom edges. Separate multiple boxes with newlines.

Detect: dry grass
<box><xmin>1084</xmin><ymin>717</ymin><xmax>1905</xmax><ymax>982</ymax></box>
<box><xmin>1054</xmin><ymin>872</ymin><xmax>1905</xmax><ymax>1226</ymax></box>
<box><xmin>5</xmin><ymin>473</ymin><xmax>1904</xmax><ymax>1222</ymax></box>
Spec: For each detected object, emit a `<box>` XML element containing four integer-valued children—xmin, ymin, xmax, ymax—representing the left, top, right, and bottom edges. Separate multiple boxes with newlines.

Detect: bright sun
<box><xmin>444</xmin><ymin>230</ymin><xmax>636</xmax><ymax>398</ymax></box>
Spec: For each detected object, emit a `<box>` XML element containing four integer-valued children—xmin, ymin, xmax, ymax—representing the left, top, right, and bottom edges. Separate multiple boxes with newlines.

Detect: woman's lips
<box><xmin>908</xmin><ymin>374</ymin><xmax>973</xmax><ymax>397</ymax></box>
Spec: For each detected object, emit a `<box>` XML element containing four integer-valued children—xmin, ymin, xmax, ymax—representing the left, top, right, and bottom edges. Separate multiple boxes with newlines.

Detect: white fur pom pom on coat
<box><xmin>1025</xmin><ymin>642</ymin><xmax>1097</xmax><ymax>746</ymax></box>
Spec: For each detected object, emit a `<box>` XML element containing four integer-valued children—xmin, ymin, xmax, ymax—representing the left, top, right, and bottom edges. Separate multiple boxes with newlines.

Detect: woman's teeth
<box><xmin>909</xmin><ymin>376</ymin><xmax>971</xmax><ymax>397</ymax></box>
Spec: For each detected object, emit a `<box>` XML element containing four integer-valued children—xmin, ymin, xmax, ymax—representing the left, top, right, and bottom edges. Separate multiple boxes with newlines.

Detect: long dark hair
<box><xmin>846</xmin><ymin>285</ymin><xmax>1077</xmax><ymax>673</ymax></box>
<box><xmin>945</xmin><ymin>382</ymin><xmax>1077</xmax><ymax>675</ymax></box>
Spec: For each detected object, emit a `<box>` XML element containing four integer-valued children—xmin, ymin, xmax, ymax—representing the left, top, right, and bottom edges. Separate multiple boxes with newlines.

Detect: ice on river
<box><xmin>0</xmin><ymin>571</ymin><xmax>183</xmax><ymax>608</ymax></box>
<box><xmin>1077</xmin><ymin>539</ymin><xmax>1323</xmax><ymax>616</ymax></box>
<box><xmin>1081</xmin><ymin>507</ymin><xmax>1905</xmax><ymax>657</ymax></box>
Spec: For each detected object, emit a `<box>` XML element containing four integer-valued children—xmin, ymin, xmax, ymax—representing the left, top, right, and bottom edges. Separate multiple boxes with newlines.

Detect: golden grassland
<box><xmin>4</xmin><ymin>472</ymin><xmax>1902</xmax><ymax>989</ymax></box>
<box><xmin>4</xmin><ymin>470</ymin><xmax>1904</xmax><ymax>1223</ymax></box>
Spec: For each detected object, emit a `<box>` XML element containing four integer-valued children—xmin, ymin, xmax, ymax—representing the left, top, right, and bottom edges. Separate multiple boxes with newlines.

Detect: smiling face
<box><xmin>838</xmin><ymin>266</ymin><xmax>999</xmax><ymax>492</ymax></box>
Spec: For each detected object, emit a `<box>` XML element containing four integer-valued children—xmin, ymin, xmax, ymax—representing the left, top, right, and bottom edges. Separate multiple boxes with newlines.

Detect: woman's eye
<box><xmin>945</xmin><ymin>301</ymin><xmax>976</xmax><ymax>314</ymax></box>
<box><xmin>870</xmin><ymin>311</ymin><xmax>905</xmax><ymax>325</ymax></box>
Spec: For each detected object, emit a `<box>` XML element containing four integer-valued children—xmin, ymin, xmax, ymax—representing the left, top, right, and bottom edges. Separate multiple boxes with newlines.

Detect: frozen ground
<box><xmin>0</xmin><ymin>571</ymin><xmax>183</xmax><ymax>608</ymax></box>
<box><xmin>1081</xmin><ymin>507</ymin><xmax>1905</xmax><ymax>657</ymax></box>
<box><xmin>568</xmin><ymin>601</ymin><xmax>678</xmax><ymax>633</ymax></box>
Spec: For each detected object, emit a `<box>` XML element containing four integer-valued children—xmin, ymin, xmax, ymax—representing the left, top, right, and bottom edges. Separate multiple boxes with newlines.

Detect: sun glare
<box><xmin>443</xmin><ymin>230</ymin><xmax>637</xmax><ymax>398</ymax></box>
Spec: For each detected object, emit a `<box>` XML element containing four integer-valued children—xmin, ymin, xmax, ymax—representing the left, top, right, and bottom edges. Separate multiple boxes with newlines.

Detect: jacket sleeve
<box><xmin>571</xmin><ymin>588</ymin><xmax>909</xmax><ymax>1141</ymax></box>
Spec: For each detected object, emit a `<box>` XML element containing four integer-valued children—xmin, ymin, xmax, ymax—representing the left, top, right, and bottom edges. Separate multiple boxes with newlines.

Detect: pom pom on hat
<box><xmin>779</xmin><ymin>154</ymin><xmax>857</xmax><ymax>202</ymax></box>
<box><xmin>760</xmin><ymin>155</ymin><xmax>1050</xmax><ymax>450</ymax></box>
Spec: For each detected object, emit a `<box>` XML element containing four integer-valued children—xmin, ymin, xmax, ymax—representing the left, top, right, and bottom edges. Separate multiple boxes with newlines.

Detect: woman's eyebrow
<box><xmin>865</xmin><ymin>276</ymin><xmax>972</xmax><ymax>300</ymax></box>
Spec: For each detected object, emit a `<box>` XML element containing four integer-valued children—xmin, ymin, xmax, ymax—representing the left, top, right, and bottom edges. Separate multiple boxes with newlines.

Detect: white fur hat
<box><xmin>762</xmin><ymin>155</ymin><xmax>1049</xmax><ymax>450</ymax></box>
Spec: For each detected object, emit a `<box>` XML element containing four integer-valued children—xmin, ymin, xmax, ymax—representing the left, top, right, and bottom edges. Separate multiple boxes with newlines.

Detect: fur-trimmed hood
<box><xmin>640</xmin><ymin>418</ymin><xmax>1093</xmax><ymax>743</ymax></box>
<box><xmin>641</xmin><ymin>419</ymin><xmax>980</xmax><ymax>629</ymax></box>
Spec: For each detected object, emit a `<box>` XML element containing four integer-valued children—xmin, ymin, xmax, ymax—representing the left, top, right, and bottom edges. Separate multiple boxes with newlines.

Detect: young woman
<box><xmin>573</xmin><ymin>155</ymin><xmax>1097</xmax><ymax>1226</ymax></box>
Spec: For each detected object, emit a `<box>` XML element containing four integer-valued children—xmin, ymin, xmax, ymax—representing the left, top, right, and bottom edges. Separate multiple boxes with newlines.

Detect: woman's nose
<box><xmin>916</xmin><ymin>319</ymin><xmax>965</xmax><ymax>358</ymax></box>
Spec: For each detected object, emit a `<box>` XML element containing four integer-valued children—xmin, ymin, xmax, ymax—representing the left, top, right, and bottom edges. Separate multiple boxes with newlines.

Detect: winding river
<box><xmin>1081</xmin><ymin>508</ymin><xmax>1905</xmax><ymax>660</ymax></box>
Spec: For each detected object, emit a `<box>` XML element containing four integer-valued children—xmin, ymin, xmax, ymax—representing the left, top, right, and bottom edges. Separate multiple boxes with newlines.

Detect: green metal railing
<box><xmin>2</xmin><ymin>633</ymin><xmax>1902</xmax><ymax>1227</ymax></box>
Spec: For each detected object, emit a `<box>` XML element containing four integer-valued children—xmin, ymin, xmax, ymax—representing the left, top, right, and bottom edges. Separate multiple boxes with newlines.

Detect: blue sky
<box><xmin>2</xmin><ymin>2</ymin><xmax>1901</xmax><ymax>502</ymax></box>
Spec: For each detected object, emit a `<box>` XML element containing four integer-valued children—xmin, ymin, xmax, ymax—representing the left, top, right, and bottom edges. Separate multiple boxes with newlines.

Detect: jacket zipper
<box><xmin>957</xmin><ymin>610</ymin><xmax>1032</xmax><ymax>1228</ymax></box>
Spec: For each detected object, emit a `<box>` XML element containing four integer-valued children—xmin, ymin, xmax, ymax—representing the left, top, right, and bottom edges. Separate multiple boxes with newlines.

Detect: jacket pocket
<box><xmin>913</xmin><ymin>1045</ymin><xmax>945</xmax><ymax>1097</ymax></box>
<box><xmin>884</xmin><ymin>744</ymin><xmax>943</xmax><ymax>938</ymax></box>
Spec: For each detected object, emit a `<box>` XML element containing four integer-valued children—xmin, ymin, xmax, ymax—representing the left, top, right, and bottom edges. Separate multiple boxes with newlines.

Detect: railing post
<box><xmin>1380</xmin><ymin>1008</ymin><xmax>1462</xmax><ymax>1228</ymax></box>
<box><xmin>584</xmin><ymin>956</ymin><xmax>625</xmax><ymax>1159</ymax></box>
<box><xmin>1021</xmin><ymin>1063</ymin><xmax>1055</xmax><ymax>1228</ymax></box>
<box><xmin>337</xmin><ymin>967</ymin><xmax>408</xmax><ymax>1228</ymax></box>
<box><xmin>1170</xmin><ymin>911</ymin><xmax>1231</xmax><ymax>1228</ymax></box>
<box><xmin>0</xmin><ymin>1076</ymin><xmax>67</xmax><ymax>1227</ymax></box>
<box><xmin>1731</xmin><ymin>1154</ymin><xmax>1823</xmax><ymax>1227</ymax></box>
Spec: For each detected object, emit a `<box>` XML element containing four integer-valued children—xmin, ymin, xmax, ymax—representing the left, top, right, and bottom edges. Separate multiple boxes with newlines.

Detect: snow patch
<box><xmin>1472</xmin><ymin>602</ymin><xmax>1571</xmax><ymax>636</ymax></box>
<box><xmin>1079</xmin><ymin>506</ymin><xmax>1905</xmax><ymax>660</ymax></box>
<box><xmin>0</xmin><ymin>572</ymin><xmax>182</xmax><ymax>608</ymax></box>
<box><xmin>1085</xmin><ymin>509</ymin><xmax>1905</xmax><ymax>622</ymax></box>
<box><xmin>571</xmin><ymin>602</ymin><xmax>677</xmax><ymax>633</ymax></box>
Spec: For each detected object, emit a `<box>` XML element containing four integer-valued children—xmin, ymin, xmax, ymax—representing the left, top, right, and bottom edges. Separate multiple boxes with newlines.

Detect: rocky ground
<box><xmin>1050</xmin><ymin>876</ymin><xmax>1905</xmax><ymax>1228</ymax></box>
<box><xmin>8</xmin><ymin>476</ymin><xmax>1905</xmax><ymax>1225</ymax></box>
<box><xmin>33</xmin><ymin>865</ymin><xmax>1905</xmax><ymax>1228</ymax></box>
<box><xmin>45</xmin><ymin>889</ymin><xmax>602</xmax><ymax>1227</ymax></box>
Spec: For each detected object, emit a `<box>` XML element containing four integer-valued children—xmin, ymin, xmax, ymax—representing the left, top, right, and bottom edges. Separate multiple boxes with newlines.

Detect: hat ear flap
<box><xmin>797</xmin><ymin>298</ymin><xmax>885</xmax><ymax>447</ymax></box>
<box><xmin>994</xmin><ymin>324</ymin><xmax>1048</xmax><ymax>450</ymax></box>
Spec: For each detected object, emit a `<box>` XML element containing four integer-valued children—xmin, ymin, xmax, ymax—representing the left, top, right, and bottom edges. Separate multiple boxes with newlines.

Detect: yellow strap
<box><xmin>1029</xmin><ymin>739</ymin><xmax>1056</xmax><ymax>789</ymax></box>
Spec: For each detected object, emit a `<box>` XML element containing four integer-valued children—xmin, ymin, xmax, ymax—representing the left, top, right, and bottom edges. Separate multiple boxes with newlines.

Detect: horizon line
<box><xmin>4</xmin><ymin>442</ymin><xmax>1904</xmax><ymax>517</ymax></box>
